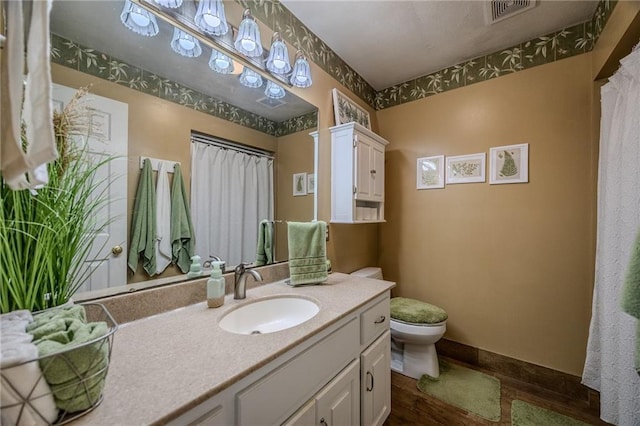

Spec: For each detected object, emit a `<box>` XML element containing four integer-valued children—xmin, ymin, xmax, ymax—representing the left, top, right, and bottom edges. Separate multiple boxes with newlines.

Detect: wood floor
<box><xmin>384</xmin><ymin>357</ymin><xmax>611</xmax><ymax>426</ymax></box>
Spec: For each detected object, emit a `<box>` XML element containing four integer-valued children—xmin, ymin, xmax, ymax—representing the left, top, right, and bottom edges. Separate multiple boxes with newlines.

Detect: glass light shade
<box><xmin>120</xmin><ymin>0</ymin><xmax>159</xmax><ymax>37</ymax></box>
<box><xmin>290</xmin><ymin>51</ymin><xmax>312</xmax><ymax>88</ymax></box>
<box><xmin>209</xmin><ymin>49</ymin><xmax>234</xmax><ymax>74</ymax></box>
<box><xmin>195</xmin><ymin>0</ymin><xmax>228</xmax><ymax>36</ymax></box>
<box><xmin>266</xmin><ymin>32</ymin><xmax>291</xmax><ymax>74</ymax></box>
<box><xmin>234</xmin><ymin>9</ymin><xmax>263</xmax><ymax>57</ymax></box>
<box><xmin>151</xmin><ymin>0</ymin><xmax>182</xmax><ymax>8</ymax></box>
<box><xmin>238</xmin><ymin>67</ymin><xmax>263</xmax><ymax>88</ymax></box>
<box><xmin>264</xmin><ymin>81</ymin><xmax>285</xmax><ymax>99</ymax></box>
<box><xmin>171</xmin><ymin>28</ymin><xmax>202</xmax><ymax>58</ymax></box>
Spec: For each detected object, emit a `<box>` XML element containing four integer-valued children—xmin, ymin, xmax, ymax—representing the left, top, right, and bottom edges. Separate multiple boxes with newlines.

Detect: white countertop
<box><xmin>72</xmin><ymin>273</ymin><xmax>394</xmax><ymax>425</ymax></box>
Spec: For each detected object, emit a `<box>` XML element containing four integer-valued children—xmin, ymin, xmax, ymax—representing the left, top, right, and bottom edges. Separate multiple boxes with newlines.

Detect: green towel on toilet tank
<box><xmin>128</xmin><ymin>158</ymin><xmax>157</xmax><ymax>276</ymax></box>
<box><xmin>171</xmin><ymin>164</ymin><xmax>195</xmax><ymax>273</ymax></box>
<box><xmin>287</xmin><ymin>221</ymin><xmax>328</xmax><ymax>286</ymax></box>
<box><xmin>621</xmin><ymin>228</ymin><xmax>640</xmax><ymax>375</ymax></box>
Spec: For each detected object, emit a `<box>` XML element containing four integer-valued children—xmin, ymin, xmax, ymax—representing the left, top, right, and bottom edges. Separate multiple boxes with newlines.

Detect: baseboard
<box><xmin>435</xmin><ymin>338</ymin><xmax>600</xmax><ymax>413</ymax></box>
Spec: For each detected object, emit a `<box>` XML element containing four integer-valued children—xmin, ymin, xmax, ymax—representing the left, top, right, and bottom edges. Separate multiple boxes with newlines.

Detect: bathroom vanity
<box><xmin>71</xmin><ymin>273</ymin><xmax>394</xmax><ymax>425</ymax></box>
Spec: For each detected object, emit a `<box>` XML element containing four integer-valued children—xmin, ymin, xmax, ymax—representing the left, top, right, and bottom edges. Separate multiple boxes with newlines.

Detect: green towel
<box><xmin>287</xmin><ymin>221</ymin><xmax>328</xmax><ymax>286</ymax></box>
<box><xmin>622</xmin><ymin>228</ymin><xmax>640</xmax><ymax>375</ymax></box>
<box><xmin>255</xmin><ymin>220</ymin><xmax>274</xmax><ymax>266</ymax></box>
<box><xmin>128</xmin><ymin>158</ymin><xmax>157</xmax><ymax>276</ymax></box>
<box><xmin>171</xmin><ymin>164</ymin><xmax>195</xmax><ymax>273</ymax></box>
<box><xmin>28</xmin><ymin>306</ymin><xmax>110</xmax><ymax>414</ymax></box>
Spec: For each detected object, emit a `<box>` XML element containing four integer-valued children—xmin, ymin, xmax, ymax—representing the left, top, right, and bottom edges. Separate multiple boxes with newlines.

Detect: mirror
<box><xmin>49</xmin><ymin>1</ymin><xmax>318</xmax><ymax>297</ymax></box>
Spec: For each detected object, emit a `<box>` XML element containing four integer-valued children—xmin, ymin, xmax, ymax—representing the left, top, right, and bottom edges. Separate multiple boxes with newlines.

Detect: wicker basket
<box><xmin>0</xmin><ymin>303</ymin><xmax>118</xmax><ymax>425</ymax></box>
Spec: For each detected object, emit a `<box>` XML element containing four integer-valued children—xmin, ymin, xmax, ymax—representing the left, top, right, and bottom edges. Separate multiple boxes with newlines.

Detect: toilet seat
<box><xmin>390</xmin><ymin>318</ymin><xmax>446</xmax><ymax>336</ymax></box>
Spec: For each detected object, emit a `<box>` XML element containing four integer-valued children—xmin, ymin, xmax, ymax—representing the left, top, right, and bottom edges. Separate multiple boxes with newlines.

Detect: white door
<box><xmin>52</xmin><ymin>84</ymin><xmax>128</xmax><ymax>293</ymax></box>
<box><xmin>316</xmin><ymin>359</ymin><xmax>360</xmax><ymax>426</ymax></box>
<box><xmin>371</xmin><ymin>144</ymin><xmax>385</xmax><ymax>201</ymax></box>
<box><xmin>355</xmin><ymin>135</ymin><xmax>372</xmax><ymax>200</ymax></box>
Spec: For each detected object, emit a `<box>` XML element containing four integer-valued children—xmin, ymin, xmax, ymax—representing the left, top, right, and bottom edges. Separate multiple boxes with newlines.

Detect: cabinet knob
<box><xmin>320</xmin><ymin>417</ymin><xmax>328</xmax><ymax>426</ymax></box>
<box><xmin>374</xmin><ymin>315</ymin><xmax>386</xmax><ymax>324</ymax></box>
<box><xmin>370</xmin><ymin>169</ymin><xmax>376</xmax><ymax>175</ymax></box>
<box><xmin>366</xmin><ymin>371</ymin><xmax>374</xmax><ymax>392</ymax></box>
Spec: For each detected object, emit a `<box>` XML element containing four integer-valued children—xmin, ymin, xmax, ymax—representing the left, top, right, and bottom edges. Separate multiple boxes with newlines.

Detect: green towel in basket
<box><xmin>29</xmin><ymin>306</ymin><xmax>110</xmax><ymax>414</ymax></box>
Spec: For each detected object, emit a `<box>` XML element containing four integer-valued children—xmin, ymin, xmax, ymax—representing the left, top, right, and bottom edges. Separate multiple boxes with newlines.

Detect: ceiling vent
<box><xmin>486</xmin><ymin>0</ymin><xmax>537</xmax><ymax>24</ymax></box>
<box><xmin>256</xmin><ymin>97</ymin><xmax>286</xmax><ymax>109</ymax></box>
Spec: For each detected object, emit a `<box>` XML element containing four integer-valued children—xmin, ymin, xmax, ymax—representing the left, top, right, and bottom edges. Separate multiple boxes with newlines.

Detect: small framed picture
<box><xmin>446</xmin><ymin>153</ymin><xmax>486</xmax><ymax>184</ymax></box>
<box><xmin>307</xmin><ymin>173</ymin><xmax>315</xmax><ymax>194</ymax></box>
<box><xmin>417</xmin><ymin>155</ymin><xmax>445</xmax><ymax>189</ymax></box>
<box><xmin>489</xmin><ymin>143</ymin><xmax>529</xmax><ymax>184</ymax></box>
<box><xmin>293</xmin><ymin>173</ymin><xmax>307</xmax><ymax>196</ymax></box>
<box><xmin>331</xmin><ymin>88</ymin><xmax>371</xmax><ymax>129</ymax></box>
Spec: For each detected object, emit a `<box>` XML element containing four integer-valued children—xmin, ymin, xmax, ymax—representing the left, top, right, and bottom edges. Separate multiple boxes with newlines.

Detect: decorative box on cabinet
<box><xmin>330</xmin><ymin>122</ymin><xmax>389</xmax><ymax>223</ymax></box>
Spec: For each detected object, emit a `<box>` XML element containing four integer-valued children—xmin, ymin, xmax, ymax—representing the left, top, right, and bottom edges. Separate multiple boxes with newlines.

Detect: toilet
<box><xmin>350</xmin><ymin>267</ymin><xmax>448</xmax><ymax>379</ymax></box>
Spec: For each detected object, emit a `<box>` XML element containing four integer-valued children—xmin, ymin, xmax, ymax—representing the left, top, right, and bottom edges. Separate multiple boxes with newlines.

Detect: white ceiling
<box><xmin>281</xmin><ymin>0</ymin><xmax>599</xmax><ymax>90</ymax></box>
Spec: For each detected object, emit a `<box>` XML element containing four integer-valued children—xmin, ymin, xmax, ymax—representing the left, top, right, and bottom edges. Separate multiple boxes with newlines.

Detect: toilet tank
<box><xmin>350</xmin><ymin>267</ymin><xmax>383</xmax><ymax>280</ymax></box>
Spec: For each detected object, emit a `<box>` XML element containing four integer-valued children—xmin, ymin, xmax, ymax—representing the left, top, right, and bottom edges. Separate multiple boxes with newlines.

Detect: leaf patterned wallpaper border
<box><xmin>49</xmin><ymin>33</ymin><xmax>317</xmax><ymax>137</ymax></box>
<box><xmin>241</xmin><ymin>0</ymin><xmax>616</xmax><ymax>111</ymax></box>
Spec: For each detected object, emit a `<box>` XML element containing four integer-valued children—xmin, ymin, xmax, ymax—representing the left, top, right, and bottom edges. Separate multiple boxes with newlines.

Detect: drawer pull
<box><xmin>366</xmin><ymin>371</ymin><xmax>374</xmax><ymax>392</ymax></box>
<box><xmin>374</xmin><ymin>315</ymin><xmax>386</xmax><ymax>324</ymax></box>
<box><xmin>320</xmin><ymin>417</ymin><xmax>328</xmax><ymax>426</ymax></box>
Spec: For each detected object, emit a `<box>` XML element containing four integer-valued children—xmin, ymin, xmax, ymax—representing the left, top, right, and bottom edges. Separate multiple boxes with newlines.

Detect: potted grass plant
<box><xmin>0</xmin><ymin>88</ymin><xmax>114</xmax><ymax>313</ymax></box>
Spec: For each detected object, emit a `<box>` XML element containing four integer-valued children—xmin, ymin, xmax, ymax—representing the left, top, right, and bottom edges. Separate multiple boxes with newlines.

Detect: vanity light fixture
<box><xmin>238</xmin><ymin>67</ymin><xmax>263</xmax><ymax>88</ymax></box>
<box><xmin>120</xmin><ymin>0</ymin><xmax>159</xmax><ymax>36</ymax></box>
<box><xmin>290</xmin><ymin>50</ymin><xmax>312</xmax><ymax>88</ymax></box>
<box><xmin>151</xmin><ymin>0</ymin><xmax>182</xmax><ymax>8</ymax></box>
<box><xmin>195</xmin><ymin>0</ymin><xmax>228</xmax><ymax>36</ymax></box>
<box><xmin>234</xmin><ymin>9</ymin><xmax>263</xmax><ymax>58</ymax></box>
<box><xmin>171</xmin><ymin>27</ymin><xmax>202</xmax><ymax>57</ymax></box>
<box><xmin>266</xmin><ymin>32</ymin><xmax>291</xmax><ymax>74</ymax></box>
<box><xmin>209</xmin><ymin>49</ymin><xmax>234</xmax><ymax>74</ymax></box>
<box><xmin>264</xmin><ymin>81</ymin><xmax>286</xmax><ymax>99</ymax></box>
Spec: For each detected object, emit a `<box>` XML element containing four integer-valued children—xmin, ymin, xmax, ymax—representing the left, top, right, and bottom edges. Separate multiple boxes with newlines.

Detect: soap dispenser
<box><xmin>207</xmin><ymin>261</ymin><xmax>225</xmax><ymax>308</ymax></box>
<box><xmin>187</xmin><ymin>255</ymin><xmax>203</xmax><ymax>279</ymax></box>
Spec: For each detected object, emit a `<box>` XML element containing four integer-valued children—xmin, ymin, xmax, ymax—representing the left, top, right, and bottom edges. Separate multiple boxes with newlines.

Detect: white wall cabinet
<box><xmin>331</xmin><ymin>122</ymin><xmax>389</xmax><ymax>223</ymax></box>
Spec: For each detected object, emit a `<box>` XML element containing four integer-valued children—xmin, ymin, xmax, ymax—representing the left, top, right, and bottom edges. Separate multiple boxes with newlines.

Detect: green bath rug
<box><xmin>416</xmin><ymin>360</ymin><xmax>501</xmax><ymax>422</ymax></box>
<box><xmin>511</xmin><ymin>400</ymin><xmax>589</xmax><ymax>426</ymax></box>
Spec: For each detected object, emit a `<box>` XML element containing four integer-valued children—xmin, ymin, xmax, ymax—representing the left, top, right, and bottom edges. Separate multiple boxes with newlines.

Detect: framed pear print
<box><xmin>489</xmin><ymin>144</ymin><xmax>529</xmax><ymax>184</ymax></box>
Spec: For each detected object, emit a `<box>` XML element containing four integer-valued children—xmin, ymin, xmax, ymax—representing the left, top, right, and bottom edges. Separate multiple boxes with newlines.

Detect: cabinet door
<box><xmin>282</xmin><ymin>399</ymin><xmax>316</xmax><ymax>426</ymax></box>
<box><xmin>361</xmin><ymin>331</ymin><xmax>391</xmax><ymax>426</ymax></box>
<box><xmin>370</xmin><ymin>144</ymin><xmax>385</xmax><ymax>201</ymax></box>
<box><xmin>355</xmin><ymin>135</ymin><xmax>373</xmax><ymax>200</ymax></box>
<box><xmin>316</xmin><ymin>359</ymin><xmax>360</xmax><ymax>426</ymax></box>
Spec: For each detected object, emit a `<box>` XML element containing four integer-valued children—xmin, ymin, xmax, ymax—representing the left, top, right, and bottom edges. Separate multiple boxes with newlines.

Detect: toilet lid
<box><xmin>390</xmin><ymin>297</ymin><xmax>448</xmax><ymax>324</ymax></box>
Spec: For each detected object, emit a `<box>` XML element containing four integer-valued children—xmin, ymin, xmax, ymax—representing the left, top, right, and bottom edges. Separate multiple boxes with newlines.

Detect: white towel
<box><xmin>1</xmin><ymin>343</ymin><xmax>58</xmax><ymax>425</ymax></box>
<box><xmin>155</xmin><ymin>161</ymin><xmax>172</xmax><ymax>274</ymax></box>
<box><xmin>0</xmin><ymin>0</ymin><xmax>58</xmax><ymax>190</ymax></box>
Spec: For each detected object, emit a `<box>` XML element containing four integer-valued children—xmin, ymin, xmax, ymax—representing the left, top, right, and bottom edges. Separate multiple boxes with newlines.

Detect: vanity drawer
<box><xmin>237</xmin><ymin>317</ymin><xmax>359</xmax><ymax>426</ymax></box>
<box><xmin>361</xmin><ymin>295</ymin><xmax>390</xmax><ymax>347</ymax></box>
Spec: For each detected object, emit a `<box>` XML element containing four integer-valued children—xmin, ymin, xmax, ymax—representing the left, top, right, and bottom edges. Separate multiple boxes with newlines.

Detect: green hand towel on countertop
<box><xmin>621</xmin><ymin>228</ymin><xmax>640</xmax><ymax>375</ymax></box>
<box><xmin>255</xmin><ymin>220</ymin><xmax>274</xmax><ymax>266</ymax></box>
<box><xmin>128</xmin><ymin>158</ymin><xmax>157</xmax><ymax>276</ymax></box>
<box><xmin>171</xmin><ymin>164</ymin><xmax>195</xmax><ymax>273</ymax></box>
<box><xmin>287</xmin><ymin>221</ymin><xmax>328</xmax><ymax>286</ymax></box>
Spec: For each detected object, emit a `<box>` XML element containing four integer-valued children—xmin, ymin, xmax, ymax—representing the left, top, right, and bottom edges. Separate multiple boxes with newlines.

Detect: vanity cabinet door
<box><xmin>316</xmin><ymin>359</ymin><xmax>360</xmax><ymax>426</ymax></box>
<box><xmin>282</xmin><ymin>399</ymin><xmax>316</xmax><ymax>426</ymax></box>
<box><xmin>361</xmin><ymin>331</ymin><xmax>391</xmax><ymax>426</ymax></box>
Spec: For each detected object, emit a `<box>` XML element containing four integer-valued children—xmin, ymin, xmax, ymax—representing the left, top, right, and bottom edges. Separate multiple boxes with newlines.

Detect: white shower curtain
<box><xmin>191</xmin><ymin>142</ymin><xmax>274</xmax><ymax>267</ymax></box>
<box><xmin>582</xmin><ymin>47</ymin><xmax>640</xmax><ymax>425</ymax></box>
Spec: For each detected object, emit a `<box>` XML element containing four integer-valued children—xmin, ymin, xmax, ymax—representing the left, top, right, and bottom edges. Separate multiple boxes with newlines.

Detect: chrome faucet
<box><xmin>234</xmin><ymin>263</ymin><xmax>263</xmax><ymax>299</ymax></box>
<box><xmin>203</xmin><ymin>256</ymin><xmax>225</xmax><ymax>273</ymax></box>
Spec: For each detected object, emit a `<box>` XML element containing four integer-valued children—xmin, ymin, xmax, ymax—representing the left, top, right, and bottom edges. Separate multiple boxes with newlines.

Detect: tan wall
<box><xmin>275</xmin><ymin>130</ymin><xmax>316</xmax><ymax>260</ymax></box>
<box><xmin>376</xmin><ymin>54</ymin><xmax>596</xmax><ymax>375</ymax></box>
<box><xmin>52</xmin><ymin>64</ymin><xmax>278</xmax><ymax>283</ymax></box>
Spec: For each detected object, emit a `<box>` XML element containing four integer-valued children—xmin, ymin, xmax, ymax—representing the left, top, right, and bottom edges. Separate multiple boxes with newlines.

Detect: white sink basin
<box><xmin>219</xmin><ymin>297</ymin><xmax>320</xmax><ymax>335</ymax></box>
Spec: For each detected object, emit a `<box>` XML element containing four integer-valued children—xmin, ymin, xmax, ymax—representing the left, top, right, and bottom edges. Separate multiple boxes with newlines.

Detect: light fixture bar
<box><xmin>133</xmin><ymin>0</ymin><xmax>293</xmax><ymax>88</ymax></box>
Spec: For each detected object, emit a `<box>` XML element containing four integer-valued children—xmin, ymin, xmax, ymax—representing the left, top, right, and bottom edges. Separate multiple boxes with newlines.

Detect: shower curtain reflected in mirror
<box><xmin>191</xmin><ymin>141</ymin><xmax>273</xmax><ymax>267</ymax></box>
